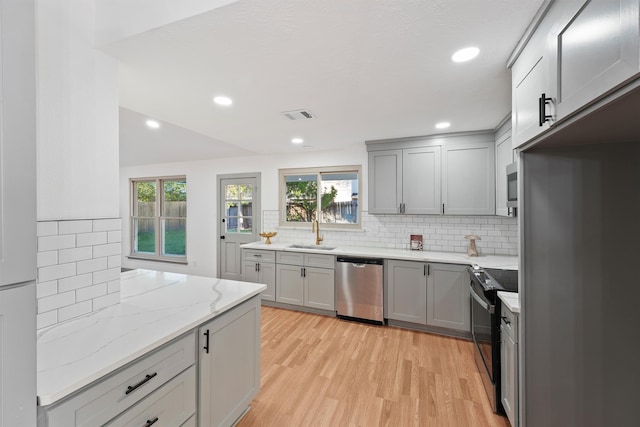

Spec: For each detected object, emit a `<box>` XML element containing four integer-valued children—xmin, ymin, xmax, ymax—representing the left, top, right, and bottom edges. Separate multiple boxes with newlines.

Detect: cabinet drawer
<box><xmin>243</xmin><ymin>249</ymin><xmax>275</xmax><ymax>263</ymax></box>
<box><xmin>501</xmin><ymin>304</ymin><xmax>518</xmax><ymax>342</ymax></box>
<box><xmin>276</xmin><ymin>251</ymin><xmax>304</xmax><ymax>265</ymax></box>
<box><xmin>106</xmin><ymin>366</ymin><xmax>196</xmax><ymax>426</ymax></box>
<box><xmin>303</xmin><ymin>253</ymin><xmax>335</xmax><ymax>269</ymax></box>
<box><xmin>44</xmin><ymin>333</ymin><xmax>196</xmax><ymax>427</ymax></box>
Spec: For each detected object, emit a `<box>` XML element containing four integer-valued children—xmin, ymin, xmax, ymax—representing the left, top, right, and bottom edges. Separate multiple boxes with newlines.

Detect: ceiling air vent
<box><xmin>281</xmin><ymin>109</ymin><xmax>316</xmax><ymax>120</ymax></box>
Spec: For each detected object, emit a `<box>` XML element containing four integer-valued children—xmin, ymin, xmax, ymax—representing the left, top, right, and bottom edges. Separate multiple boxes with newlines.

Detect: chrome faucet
<box><xmin>312</xmin><ymin>220</ymin><xmax>323</xmax><ymax>245</ymax></box>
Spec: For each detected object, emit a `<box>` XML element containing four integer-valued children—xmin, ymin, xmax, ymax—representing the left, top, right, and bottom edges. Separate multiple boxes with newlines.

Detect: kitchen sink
<box><xmin>288</xmin><ymin>244</ymin><xmax>336</xmax><ymax>251</ymax></box>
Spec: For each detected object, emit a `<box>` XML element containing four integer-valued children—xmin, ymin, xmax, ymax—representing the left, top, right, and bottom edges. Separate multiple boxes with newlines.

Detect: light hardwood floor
<box><xmin>236</xmin><ymin>306</ymin><xmax>509</xmax><ymax>427</ymax></box>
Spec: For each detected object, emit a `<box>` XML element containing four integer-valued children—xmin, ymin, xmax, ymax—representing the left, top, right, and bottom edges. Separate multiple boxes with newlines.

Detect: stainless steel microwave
<box><xmin>506</xmin><ymin>162</ymin><xmax>517</xmax><ymax>208</ymax></box>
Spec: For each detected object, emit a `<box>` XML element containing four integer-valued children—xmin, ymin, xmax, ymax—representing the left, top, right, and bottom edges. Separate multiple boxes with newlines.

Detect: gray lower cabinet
<box><xmin>198</xmin><ymin>297</ymin><xmax>261</xmax><ymax>427</ymax></box>
<box><xmin>386</xmin><ymin>260</ymin><xmax>471</xmax><ymax>333</ymax></box>
<box><xmin>39</xmin><ymin>333</ymin><xmax>197</xmax><ymax>427</ymax></box>
<box><xmin>426</xmin><ymin>263</ymin><xmax>470</xmax><ymax>332</ymax></box>
<box><xmin>275</xmin><ymin>252</ymin><xmax>335</xmax><ymax>311</ymax></box>
<box><xmin>386</xmin><ymin>259</ymin><xmax>428</xmax><ymax>325</ymax></box>
<box><xmin>242</xmin><ymin>249</ymin><xmax>276</xmax><ymax>301</ymax></box>
<box><xmin>500</xmin><ymin>303</ymin><xmax>518</xmax><ymax>427</ymax></box>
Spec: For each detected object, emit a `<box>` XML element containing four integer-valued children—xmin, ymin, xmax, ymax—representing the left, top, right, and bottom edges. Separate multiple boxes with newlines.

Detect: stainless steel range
<box><xmin>468</xmin><ymin>265</ymin><xmax>518</xmax><ymax>414</ymax></box>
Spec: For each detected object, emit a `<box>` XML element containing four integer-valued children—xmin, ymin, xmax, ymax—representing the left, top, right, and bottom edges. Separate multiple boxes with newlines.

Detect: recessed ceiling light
<box><xmin>213</xmin><ymin>96</ymin><xmax>233</xmax><ymax>106</ymax></box>
<box><xmin>452</xmin><ymin>47</ymin><xmax>480</xmax><ymax>63</ymax></box>
<box><xmin>291</xmin><ymin>137</ymin><xmax>304</xmax><ymax>144</ymax></box>
<box><xmin>146</xmin><ymin>119</ymin><xmax>160</xmax><ymax>129</ymax></box>
<box><xmin>303</xmin><ymin>145</ymin><xmax>313</xmax><ymax>150</ymax></box>
<box><xmin>436</xmin><ymin>122</ymin><xmax>451</xmax><ymax>129</ymax></box>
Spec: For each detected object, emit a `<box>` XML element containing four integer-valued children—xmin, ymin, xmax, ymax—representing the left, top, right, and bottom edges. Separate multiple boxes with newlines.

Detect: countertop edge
<box><xmin>498</xmin><ymin>291</ymin><xmax>520</xmax><ymax>313</ymax></box>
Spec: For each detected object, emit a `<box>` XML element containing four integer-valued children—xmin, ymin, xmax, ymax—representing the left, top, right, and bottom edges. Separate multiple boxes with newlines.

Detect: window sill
<box><xmin>276</xmin><ymin>225</ymin><xmax>364</xmax><ymax>232</ymax></box>
<box><xmin>126</xmin><ymin>255</ymin><xmax>189</xmax><ymax>265</ymax></box>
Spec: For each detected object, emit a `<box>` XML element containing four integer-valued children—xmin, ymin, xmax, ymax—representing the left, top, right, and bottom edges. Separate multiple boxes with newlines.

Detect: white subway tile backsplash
<box><xmin>58</xmin><ymin>220</ymin><xmax>92</xmax><ymax>235</ymax></box>
<box><xmin>93</xmin><ymin>218</ymin><xmax>121</xmax><ymax>232</ymax></box>
<box><xmin>76</xmin><ymin>232</ymin><xmax>107</xmax><ymax>247</ymax></box>
<box><xmin>58</xmin><ymin>247</ymin><xmax>93</xmax><ymax>264</ymax></box>
<box><xmin>37</xmin><ymin>280</ymin><xmax>58</xmax><ymax>298</ymax></box>
<box><xmin>93</xmin><ymin>268</ymin><xmax>120</xmax><ymax>285</ymax></box>
<box><xmin>58</xmin><ymin>301</ymin><xmax>93</xmax><ymax>322</ymax></box>
<box><xmin>36</xmin><ymin>218</ymin><xmax>122</xmax><ymax>330</ymax></box>
<box><xmin>266</xmin><ymin>211</ymin><xmax>517</xmax><ymax>256</ymax></box>
<box><xmin>39</xmin><ymin>263</ymin><xmax>76</xmax><ymax>282</ymax></box>
<box><xmin>107</xmin><ymin>230</ymin><xmax>122</xmax><ymax>243</ymax></box>
<box><xmin>93</xmin><ymin>243</ymin><xmax>121</xmax><ymax>258</ymax></box>
<box><xmin>37</xmin><ymin>251</ymin><xmax>58</xmax><ymax>268</ymax></box>
<box><xmin>38</xmin><ymin>291</ymin><xmax>75</xmax><ymax>313</ymax></box>
<box><xmin>107</xmin><ymin>255</ymin><xmax>121</xmax><ymax>269</ymax></box>
<box><xmin>77</xmin><ymin>257</ymin><xmax>108</xmax><ymax>274</ymax></box>
<box><xmin>37</xmin><ymin>311</ymin><xmax>58</xmax><ymax>330</ymax></box>
<box><xmin>58</xmin><ymin>273</ymin><xmax>93</xmax><ymax>292</ymax></box>
<box><xmin>38</xmin><ymin>234</ymin><xmax>76</xmax><ymax>251</ymax></box>
<box><xmin>37</xmin><ymin>221</ymin><xmax>58</xmax><ymax>237</ymax></box>
<box><xmin>76</xmin><ymin>283</ymin><xmax>107</xmax><ymax>302</ymax></box>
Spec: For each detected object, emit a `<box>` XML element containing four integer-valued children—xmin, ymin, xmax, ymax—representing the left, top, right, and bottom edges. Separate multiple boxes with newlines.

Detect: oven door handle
<box><xmin>470</xmin><ymin>285</ymin><xmax>495</xmax><ymax>315</ymax></box>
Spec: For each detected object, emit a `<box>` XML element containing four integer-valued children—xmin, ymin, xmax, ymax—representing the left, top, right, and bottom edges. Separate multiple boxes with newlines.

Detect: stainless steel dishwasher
<box><xmin>335</xmin><ymin>257</ymin><xmax>384</xmax><ymax>323</ymax></box>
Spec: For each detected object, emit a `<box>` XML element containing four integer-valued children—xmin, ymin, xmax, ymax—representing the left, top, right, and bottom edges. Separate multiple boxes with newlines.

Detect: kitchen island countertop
<box><xmin>241</xmin><ymin>241</ymin><xmax>518</xmax><ymax>270</ymax></box>
<box><xmin>37</xmin><ymin>269</ymin><xmax>266</xmax><ymax>406</ymax></box>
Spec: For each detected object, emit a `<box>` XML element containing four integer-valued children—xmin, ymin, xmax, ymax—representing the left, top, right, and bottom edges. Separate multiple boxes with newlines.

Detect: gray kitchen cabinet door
<box><xmin>241</xmin><ymin>259</ymin><xmax>276</xmax><ymax>302</ymax></box>
<box><xmin>199</xmin><ymin>297</ymin><xmax>260</xmax><ymax>427</ymax></box>
<box><xmin>303</xmin><ymin>267</ymin><xmax>335</xmax><ymax>311</ymax></box>
<box><xmin>501</xmin><ymin>324</ymin><xmax>518</xmax><ymax>427</ymax></box>
<box><xmin>495</xmin><ymin>122</ymin><xmax>514</xmax><ymax>217</ymax></box>
<box><xmin>551</xmin><ymin>0</ymin><xmax>640</xmax><ymax>122</ymax></box>
<box><xmin>402</xmin><ymin>146</ymin><xmax>441</xmax><ymax>215</ymax></box>
<box><xmin>368</xmin><ymin>150</ymin><xmax>402</xmax><ymax>214</ymax></box>
<box><xmin>0</xmin><ymin>284</ymin><xmax>35</xmax><ymax>426</ymax></box>
<box><xmin>442</xmin><ymin>141</ymin><xmax>495</xmax><ymax>215</ymax></box>
<box><xmin>0</xmin><ymin>0</ymin><xmax>37</xmax><ymax>287</ymax></box>
<box><xmin>275</xmin><ymin>264</ymin><xmax>304</xmax><ymax>306</ymax></box>
<box><xmin>426</xmin><ymin>263</ymin><xmax>470</xmax><ymax>332</ymax></box>
<box><xmin>258</xmin><ymin>262</ymin><xmax>276</xmax><ymax>302</ymax></box>
<box><xmin>386</xmin><ymin>260</ymin><xmax>427</xmax><ymax>325</ymax></box>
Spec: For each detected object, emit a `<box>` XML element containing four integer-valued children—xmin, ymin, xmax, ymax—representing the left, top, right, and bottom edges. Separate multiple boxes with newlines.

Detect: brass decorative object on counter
<box><xmin>464</xmin><ymin>234</ymin><xmax>481</xmax><ymax>257</ymax></box>
<box><xmin>259</xmin><ymin>231</ymin><xmax>277</xmax><ymax>244</ymax></box>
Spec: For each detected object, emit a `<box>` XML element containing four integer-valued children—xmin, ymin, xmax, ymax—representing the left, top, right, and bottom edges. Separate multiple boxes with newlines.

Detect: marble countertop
<box><xmin>241</xmin><ymin>241</ymin><xmax>518</xmax><ymax>270</ymax></box>
<box><xmin>37</xmin><ymin>269</ymin><xmax>266</xmax><ymax>406</ymax></box>
<box><xmin>498</xmin><ymin>291</ymin><xmax>520</xmax><ymax>313</ymax></box>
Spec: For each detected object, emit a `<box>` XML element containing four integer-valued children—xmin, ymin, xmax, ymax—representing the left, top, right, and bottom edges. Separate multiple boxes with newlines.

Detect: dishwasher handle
<box><xmin>337</xmin><ymin>257</ymin><xmax>383</xmax><ymax>265</ymax></box>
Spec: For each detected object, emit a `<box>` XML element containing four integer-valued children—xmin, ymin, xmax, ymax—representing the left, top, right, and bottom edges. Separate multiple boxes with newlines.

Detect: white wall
<box><xmin>37</xmin><ymin>0</ymin><xmax>119</xmax><ymax>221</ymax></box>
<box><xmin>119</xmin><ymin>146</ymin><xmax>367</xmax><ymax>277</ymax></box>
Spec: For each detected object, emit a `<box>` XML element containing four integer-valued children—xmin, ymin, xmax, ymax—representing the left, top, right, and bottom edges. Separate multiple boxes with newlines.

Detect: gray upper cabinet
<box><xmin>386</xmin><ymin>259</ymin><xmax>427</xmax><ymax>324</ymax></box>
<box><xmin>551</xmin><ymin>0</ymin><xmax>640</xmax><ymax>121</ymax></box>
<box><xmin>0</xmin><ymin>0</ymin><xmax>37</xmax><ymax>287</ymax></box>
<box><xmin>442</xmin><ymin>141</ymin><xmax>495</xmax><ymax>215</ymax></box>
<box><xmin>426</xmin><ymin>263</ymin><xmax>470</xmax><ymax>332</ymax></box>
<box><xmin>402</xmin><ymin>147</ymin><xmax>441</xmax><ymax>215</ymax></box>
<box><xmin>368</xmin><ymin>150</ymin><xmax>402</xmax><ymax>214</ymax></box>
<box><xmin>367</xmin><ymin>146</ymin><xmax>441</xmax><ymax>215</ymax></box>
<box><xmin>495</xmin><ymin>119</ymin><xmax>514</xmax><ymax>217</ymax></box>
<box><xmin>510</xmin><ymin>0</ymin><xmax>640</xmax><ymax>148</ymax></box>
<box><xmin>367</xmin><ymin>133</ymin><xmax>494</xmax><ymax>216</ymax></box>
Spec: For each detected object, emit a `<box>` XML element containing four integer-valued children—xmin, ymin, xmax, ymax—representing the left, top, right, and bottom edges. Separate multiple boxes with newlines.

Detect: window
<box><xmin>279</xmin><ymin>166</ymin><xmax>361</xmax><ymax>229</ymax></box>
<box><xmin>131</xmin><ymin>176</ymin><xmax>187</xmax><ymax>262</ymax></box>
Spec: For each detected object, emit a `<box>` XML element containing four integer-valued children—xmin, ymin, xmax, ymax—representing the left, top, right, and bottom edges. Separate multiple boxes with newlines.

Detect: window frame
<box><xmin>129</xmin><ymin>175</ymin><xmax>188</xmax><ymax>263</ymax></box>
<box><xmin>279</xmin><ymin>165</ymin><xmax>362</xmax><ymax>230</ymax></box>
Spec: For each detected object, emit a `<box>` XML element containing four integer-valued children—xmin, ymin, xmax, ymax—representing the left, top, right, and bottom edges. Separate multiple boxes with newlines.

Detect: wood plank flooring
<box><xmin>236</xmin><ymin>306</ymin><xmax>509</xmax><ymax>427</ymax></box>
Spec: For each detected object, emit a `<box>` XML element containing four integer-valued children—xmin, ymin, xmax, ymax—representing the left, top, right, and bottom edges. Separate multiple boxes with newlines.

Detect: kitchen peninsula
<box><xmin>37</xmin><ymin>269</ymin><xmax>266</xmax><ymax>427</ymax></box>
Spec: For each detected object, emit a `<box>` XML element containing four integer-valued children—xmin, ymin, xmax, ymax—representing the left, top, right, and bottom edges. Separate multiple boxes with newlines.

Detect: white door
<box><xmin>218</xmin><ymin>175</ymin><xmax>260</xmax><ymax>280</ymax></box>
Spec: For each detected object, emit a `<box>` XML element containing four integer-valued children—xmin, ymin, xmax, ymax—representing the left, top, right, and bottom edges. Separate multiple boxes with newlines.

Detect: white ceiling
<box><xmin>107</xmin><ymin>0</ymin><xmax>544</xmax><ymax>166</ymax></box>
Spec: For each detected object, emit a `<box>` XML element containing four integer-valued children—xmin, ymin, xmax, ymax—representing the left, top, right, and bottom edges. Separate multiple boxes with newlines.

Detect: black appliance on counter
<box><xmin>468</xmin><ymin>266</ymin><xmax>518</xmax><ymax>415</ymax></box>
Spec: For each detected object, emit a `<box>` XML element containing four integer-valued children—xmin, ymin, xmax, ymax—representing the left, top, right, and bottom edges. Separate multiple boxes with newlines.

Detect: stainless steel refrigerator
<box><xmin>0</xmin><ymin>0</ymin><xmax>37</xmax><ymax>425</ymax></box>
